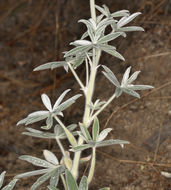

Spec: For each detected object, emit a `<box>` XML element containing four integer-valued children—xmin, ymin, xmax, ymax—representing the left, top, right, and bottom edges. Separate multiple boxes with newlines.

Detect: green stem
<box><xmin>56</xmin><ymin>137</ymin><xmax>66</xmax><ymax>157</ymax></box>
<box><xmin>60</xmin><ymin>174</ymin><xmax>68</xmax><ymax>190</ymax></box>
<box><xmin>71</xmin><ymin>0</ymin><xmax>100</xmax><ymax>179</ymax></box>
<box><xmin>90</xmin><ymin>93</ymin><xmax>116</xmax><ymax>124</ymax></box>
<box><xmin>88</xmin><ymin>147</ymin><xmax>96</xmax><ymax>183</ymax></box>
<box><xmin>67</xmin><ymin>62</ymin><xmax>85</xmax><ymax>91</ymax></box>
<box><xmin>90</xmin><ymin>0</ymin><xmax>96</xmax><ymax>21</ymax></box>
<box><xmin>54</xmin><ymin>116</ymin><xmax>77</xmax><ymax>147</ymax></box>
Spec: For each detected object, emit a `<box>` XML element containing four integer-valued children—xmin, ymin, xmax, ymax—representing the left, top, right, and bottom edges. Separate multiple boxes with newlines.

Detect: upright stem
<box><xmin>90</xmin><ymin>0</ymin><xmax>96</xmax><ymax>22</ymax></box>
<box><xmin>71</xmin><ymin>0</ymin><xmax>99</xmax><ymax>179</ymax></box>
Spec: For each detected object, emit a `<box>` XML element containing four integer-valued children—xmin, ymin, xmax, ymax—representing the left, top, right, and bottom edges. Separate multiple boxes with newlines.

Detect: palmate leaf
<box><xmin>17</xmin><ymin>91</ymin><xmax>81</xmax><ymax>130</ymax></box>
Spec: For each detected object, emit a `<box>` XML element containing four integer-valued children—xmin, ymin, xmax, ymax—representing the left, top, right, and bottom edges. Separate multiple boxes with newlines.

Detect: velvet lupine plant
<box><xmin>12</xmin><ymin>0</ymin><xmax>153</xmax><ymax>189</ymax></box>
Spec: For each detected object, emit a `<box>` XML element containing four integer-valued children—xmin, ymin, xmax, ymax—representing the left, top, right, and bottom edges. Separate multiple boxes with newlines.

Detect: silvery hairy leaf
<box><xmin>53</xmin><ymin>94</ymin><xmax>82</xmax><ymax>113</ymax></box>
<box><xmin>96</xmin><ymin>4</ymin><xmax>129</xmax><ymax>18</ymax></box>
<box><xmin>65</xmin><ymin>170</ymin><xmax>79</xmax><ymax>190</ymax></box>
<box><xmin>43</xmin><ymin>150</ymin><xmax>59</xmax><ymax>165</ymax></box>
<box><xmin>30</xmin><ymin>169</ymin><xmax>58</xmax><ymax>190</ymax></box>
<box><xmin>102</xmin><ymin>65</ymin><xmax>120</xmax><ymax>87</ymax></box>
<box><xmin>0</xmin><ymin>171</ymin><xmax>6</xmax><ymax>188</ymax></box>
<box><xmin>70</xmin><ymin>40</ymin><xmax>92</xmax><ymax>46</ymax></box>
<box><xmin>17</xmin><ymin>91</ymin><xmax>81</xmax><ymax>130</ymax></box>
<box><xmin>48</xmin><ymin>186</ymin><xmax>59</xmax><ymax>190</ymax></box>
<box><xmin>95</xmin><ymin>19</ymin><xmax>116</xmax><ymax>40</ymax></box>
<box><xmin>41</xmin><ymin>94</ymin><xmax>53</xmax><ymax>112</ymax></box>
<box><xmin>97</xmin><ymin>128</ymin><xmax>113</xmax><ymax>142</ymax></box>
<box><xmin>79</xmin><ymin>19</ymin><xmax>95</xmax><ymax>42</ymax></box>
<box><xmin>19</xmin><ymin>155</ymin><xmax>55</xmax><ymax>168</ymax></box>
<box><xmin>71</xmin><ymin>144</ymin><xmax>93</xmax><ymax>152</ymax></box>
<box><xmin>79</xmin><ymin>176</ymin><xmax>88</xmax><ymax>190</ymax></box>
<box><xmin>99</xmin><ymin>188</ymin><xmax>110</xmax><ymax>190</ymax></box>
<box><xmin>119</xmin><ymin>26</ymin><xmax>144</xmax><ymax>32</ymax></box>
<box><xmin>64</xmin><ymin>45</ymin><xmax>92</xmax><ymax>58</ymax></box>
<box><xmin>14</xmin><ymin>169</ymin><xmax>51</xmax><ymax>179</ymax></box>
<box><xmin>100</xmin><ymin>47</ymin><xmax>125</xmax><ymax>61</ymax></box>
<box><xmin>49</xmin><ymin>170</ymin><xmax>60</xmax><ymax>188</ymax></box>
<box><xmin>121</xmin><ymin>66</ymin><xmax>131</xmax><ymax>86</ymax></box>
<box><xmin>117</xmin><ymin>12</ymin><xmax>141</xmax><ymax>28</ymax></box>
<box><xmin>111</xmin><ymin>10</ymin><xmax>129</xmax><ymax>17</ymax></box>
<box><xmin>92</xmin><ymin>117</ymin><xmax>99</xmax><ymax>141</ymax></box>
<box><xmin>34</xmin><ymin>61</ymin><xmax>67</xmax><ymax>71</ymax></box>
<box><xmin>95</xmin><ymin>5</ymin><xmax>108</xmax><ymax>16</ymax></box>
<box><xmin>81</xmin><ymin>31</ymin><xmax>89</xmax><ymax>40</ymax></box>
<box><xmin>89</xmin><ymin>99</ymin><xmax>106</xmax><ymax>111</ymax></box>
<box><xmin>53</xmin><ymin>89</ymin><xmax>71</xmax><ymax>111</ymax></box>
<box><xmin>79</xmin><ymin>123</ymin><xmax>92</xmax><ymax>141</ymax></box>
<box><xmin>95</xmin><ymin>139</ymin><xmax>129</xmax><ymax>148</ymax></box>
<box><xmin>97</xmin><ymin>32</ymin><xmax>124</xmax><ymax>44</ymax></box>
<box><xmin>103</xmin><ymin>65</ymin><xmax>153</xmax><ymax>98</ymax></box>
<box><xmin>23</xmin><ymin>127</ymin><xmax>56</xmax><ymax>139</ymax></box>
<box><xmin>54</xmin><ymin>124</ymin><xmax>78</xmax><ymax>139</ymax></box>
<box><xmin>1</xmin><ymin>179</ymin><xmax>18</xmax><ymax>190</ymax></box>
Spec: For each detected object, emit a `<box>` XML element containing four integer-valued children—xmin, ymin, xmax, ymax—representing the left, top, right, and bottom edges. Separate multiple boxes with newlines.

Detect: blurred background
<box><xmin>0</xmin><ymin>0</ymin><xmax>171</xmax><ymax>189</ymax></box>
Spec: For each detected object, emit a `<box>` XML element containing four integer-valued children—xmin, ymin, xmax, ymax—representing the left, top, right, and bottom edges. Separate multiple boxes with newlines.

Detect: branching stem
<box><xmin>71</xmin><ymin>0</ymin><xmax>99</xmax><ymax>179</ymax></box>
<box><xmin>56</xmin><ymin>137</ymin><xmax>66</xmax><ymax>157</ymax></box>
<box><xmin>90</xmin><ymin>93</ymin><xmax>116</xmax><ymax>124</ymax></box>
<box><xmin>67</xmin><ymin>62</ymin><xmax>85</xmax><ymax>92</ymax></box>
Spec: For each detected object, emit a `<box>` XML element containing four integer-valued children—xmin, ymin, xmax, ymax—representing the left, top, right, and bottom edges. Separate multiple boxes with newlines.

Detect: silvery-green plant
<box><xmin>12</xmin><ymin>0</ymin><xmax>153</xmax><ymax>189</ymax></box>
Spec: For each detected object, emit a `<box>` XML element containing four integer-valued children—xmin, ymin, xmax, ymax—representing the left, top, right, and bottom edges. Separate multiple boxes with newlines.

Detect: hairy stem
<box><xmin>60</xmin><ymin>174</ymin><xmax>68</xmax><ymax>190</ymax></box>
<box><xmin>90</xmin><ymin>93</ymin><xmax>116</xmax><ymax>124</ymax></box>
<box><xmin>56</xmin><ymin>138</ymin><xmax>66</xmax><ymax>157</ymax></box>
<box><xmin>88</xmin><ymin>147</ymin><xmax>96</xmax><ymax>183</ymax></box>
<box><xmin>90</xmin><ymin>0</ymin><xmax>96</xmax><ymax>21</ymax></box>
<box><xmin>67</xmin><ymin>62</ymin><xmax>85</xmax><ymax>91</ymax></box>
<box><xmin>71</xmin><ymin>0</ymin><xmax>100</xmax><ymax>179</ymax></box>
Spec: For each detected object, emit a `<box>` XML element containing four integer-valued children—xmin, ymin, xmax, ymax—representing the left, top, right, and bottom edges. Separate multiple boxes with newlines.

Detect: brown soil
<box><xmin>0</xmin><ymin>0</ymin><xmax>171</xmax><ymax>189</ymax></box>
